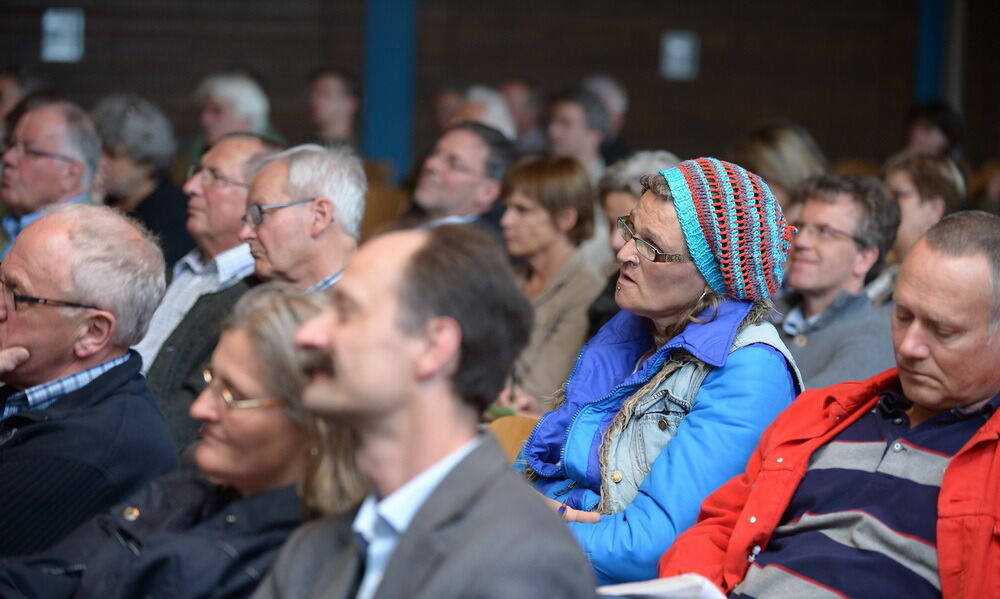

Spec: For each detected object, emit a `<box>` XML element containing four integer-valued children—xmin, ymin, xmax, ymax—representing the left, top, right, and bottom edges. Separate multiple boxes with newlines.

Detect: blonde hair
<box><xmin>223</xmin><ymin>283</ymin><xmax>367</xmax><ymax>515</ymax></box>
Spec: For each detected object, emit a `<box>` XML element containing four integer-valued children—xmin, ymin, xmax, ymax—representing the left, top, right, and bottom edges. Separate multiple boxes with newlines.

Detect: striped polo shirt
<box><xmin>731</xmin><ymin>390</ymin><xmax>999</xmax><ymax>599</ymax></box>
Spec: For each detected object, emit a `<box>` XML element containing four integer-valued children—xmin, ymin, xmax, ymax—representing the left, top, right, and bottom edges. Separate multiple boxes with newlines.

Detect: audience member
<box><xmin>777</xmin><ymin>175</ymin><xmax>900</xmax><ymax>388</ymax></box>
<box><xmin>499</xmin><ymin>78</ymin><xmax>546</xmax><ymax>157</ymax></box>
<box><xmin>140</xmin><ymin>132</ymin><xmax>281</xmax><ymax>449</ymax></box>
<box><xmin>1</xmin><ymin>100</ymin><xmax>100</xmax><ymax>257</ymax></box>
<box><xmin>587</xmin><ymin>150</ymin><xmax>680</xmax><ymax>337</ymax></box>
<box><xmin>582</xmin><ymin>73</ymin><xmax>631</xmax><ymax>165</ymax></box>
<box><xmin>661</xmin><ymin>211</ymin><xmax>1000</xmax><ymax>598</ymax></box>
<box><xmin>448</xmin><ymin>85</ymin><xmax>517</xmax><ymax>141</ymax></box>
<box><xmin>432</xmin><ymin>85</ymin><xmax>464</xmax><ymax>133</ymax></box>
<box><xmin>255</xmin><ymin>225</ymin><xmax>597</xmax><ymax>598</ymax></box>
<box><xmin>0</xmin><ymin>66</ymin><xmax>38</xmax><ymax>138</ymax></box>
<box><xmin>239</xmin><ymin>143</ymin><xmax>365</xmax><ymax>291</ymax></box>
<box><xmin>496</xmin><ymin>156</ymin><xmax>604</xmax><ymax>414</ymax></box>
<box><xmin>91</xmin><ymin>92</ymin><xmax>195</xmax><ymax>267</ymax></box>
<box><xmin>516</xmin><ymin>158</ymin><xmax>802</xmax><ymax>584</ymax></box>
<box><xmin>410</xmin><ymin>121</ymin><xmax>515</xmax><ymax>238</ymax></box>
<box><xmin>867</xmin><ymin>152</ymin><xmax>966</xmax><ymax>304</ymax></box>
<box><xmin>0</xmin><ymin>204</ymin><xmax>177</xmax><ymax>556</ymax></box>
<box><xmin>729</xmin><ymin>119</ymin><xmax>829</xmax><ymax>219</ymax></box>
<box><xmin>547</xmin><ymin>88</ymin><xmax>614</xmax><ymax>276</ymax></box>
<box><xmin>308</xmin><ymin>67</ymin><xmax>360</xmax><ymax>150</ymax></box>
<box><xmin>0</xmin><ymin>284</ymin><xmax>367</xmax><ymax>597</ymax></box>
<box><xmin>903</xmin><ymin>100</ymin><xmax>964</xmax><ymax>161</ymax></box>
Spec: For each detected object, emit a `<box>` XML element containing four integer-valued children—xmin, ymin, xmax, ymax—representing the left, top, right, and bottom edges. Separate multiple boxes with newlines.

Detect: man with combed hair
<box><xmin>0</xmin><ymin>204</ymin><xmax>178</xmax><ymax>557</ymax></box>
<box><xmin>253</xmin><ymin>225</ymin><xmax>596</xmax><ymax>598</ymax></box>
<box><xmin>0</xmin><ymin>100</ymin><xmax>100</xmax><ymax>257</ymax></box>
<box><xmin>777</xmin><ymin>174</ymin><xmax>900</xmax><ymax>388</ymax></box>
<box><xmin>660</xmin><ymin>211</ymin><xmax>1000</xmax><ymax>597</ymax></box>
<box><xmin>448</xmin><ymin>85</ymin><xmax>517</xmax><ymax>141</ymax></box>
<box><xmin>239</xmin><ymin>143</ymin><xmax>365</xmax><ymax>292</ymax></box>
<box><xmin>410</xmin><ymin>121</ymin><xmax>515</xmax><ymax>238</ymax></box>
<box><xmin>141</xmin><ymin>132</ymin><xmax>281</xmax><ymax>449</ymax></box>
<box><xmin>195</xmin><ymin>72</ymin><xmax>270</xmax><ymax>144</ymax></box>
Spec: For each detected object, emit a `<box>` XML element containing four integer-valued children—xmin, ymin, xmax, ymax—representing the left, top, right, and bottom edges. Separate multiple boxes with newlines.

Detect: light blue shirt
<box><xmin>780</xmin><ymin>304</ymin><xmax>822</xmax><ymax>336</ymax></box>
<box><xmin>304</xmin><ymin>269</ymin><xmax>343</xmax><ymax>293</ymax></box>
<box><xmin>352</xmin><ymin>436</ymin><xmax>481</xmax><ymax>599</ymax></box>
<box><xmin>1</xmin><ymin>194</ymin><xmax>88</xmax><ymax>258</ymax></box>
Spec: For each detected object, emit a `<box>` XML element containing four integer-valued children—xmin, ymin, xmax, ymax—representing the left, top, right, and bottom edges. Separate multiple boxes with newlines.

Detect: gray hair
<box><xmin>599</xmin><ymin>150</ymin><xmax>681</xmax><ymax>199</ymax></box>
<box><xmin>30</xmin><ymin>102</ymin><xmax>101</xmax><ymax>190</ymax></box>
<box><xmin>50</xmin><ymin>204</ymin><xmax>166</xmax><ymax>347</ymax></box>
<box><xmin>464</xmin><ymin>85</ymin><xmax>516</xmax><ymax>141</ymax></box>
<box><xmin>91</xmin><ymin>93</ymin><xmax>177</xmax><ymax>171</ymax></box>
<box><xmin>221</xmin><ymin>282</ymin><xmax>367</xmax><ymax>514</ymax></box>
<box><xmin>582</xmin><ymin>73</ymin><xmax>629</xmax><ymax>118</ymax></box>
<box><xmin>194</xmin><ymin>72</ymin><xmax>269</xmax><ymax>133</ymax></box>
<box><xmin>922</xmin><ymin>211</ymin><xmax>1000</xmax><ymax>332</ymax></box>
<box><xmin>248</xmin><ymin>143</ymin><xmax>367</xmax><ymax>240</ymax></box>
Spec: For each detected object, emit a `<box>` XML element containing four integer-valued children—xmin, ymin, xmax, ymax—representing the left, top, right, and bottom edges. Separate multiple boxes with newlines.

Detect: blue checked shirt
<box><xmin>1</xmin><ymin>353</ymin><xmax>130</xmax><ymax>419</ymax></box>
<box><xmin>305</xmin><ymin>269</ymin><xmax>343</xmax><ymax>293</ymax></box>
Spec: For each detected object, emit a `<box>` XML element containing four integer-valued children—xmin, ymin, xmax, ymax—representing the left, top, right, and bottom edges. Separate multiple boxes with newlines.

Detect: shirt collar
<box><xmin>352</xmin><ymin>436</ymin><xmax>481</xmax><ymax>542</ymax></box>
<box><xmin>2</xmin><ymin>194</ymin><xmax>89</xmax><ymax>248</ymax></box>
<box><xmin>174</xmin><ymin>243</ymin><xmax>254</xmax><ymax>286</ymax></box>
<box><xmin>2</xmin><ymin>352</ymin><xmax>130</xmax><ymax>419</ymax></box>
<box><xmin>305</xmin><ymin>269</ymin><xmax>343</xmax><ymax>293</ymax></box>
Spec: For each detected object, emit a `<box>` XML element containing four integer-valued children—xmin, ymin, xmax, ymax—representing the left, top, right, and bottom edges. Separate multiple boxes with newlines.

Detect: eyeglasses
<box><xmin>2</xmin><ymin>137</ymin><xmax>79</xmax><ymax>164</ymax></box>
<box><xmin>186</xmin><ymin>164</ymin><xmax>250</xmax><ymax>189</ymax></box>
<box><xmin>617</xmin><ymin>215</ymin><xmax>690</xmax><ymax>263</ymax></box>
<box><xmin>201</xmin><ymin>368</ymin><xmax>284</xmax><ymax>410</ymax></box>
<box><xmin>0</xmin><ymin>272</ymin><xmax>99</xmax><ymax>312</ymax></box>
<box><xmin>241</xmin><ymin>198</ymin><xmax>315</xmax><ymax>228</ymax></box>
<box><xmin>428</xmin><ymin>148</ymin><xmax>485</xmax><ymax>178</ymax></box>
<box><xmin>791</xmin><ymin>221</ymin><xmax>865</xmax><ymax>246</ymax></box>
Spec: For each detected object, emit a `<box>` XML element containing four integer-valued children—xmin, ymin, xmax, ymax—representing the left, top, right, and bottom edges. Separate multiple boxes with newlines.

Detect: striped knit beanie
<box><xmin>659</xmin><ymin>157</ymin><xmax>793</xmax><ymax>301</ymax></box>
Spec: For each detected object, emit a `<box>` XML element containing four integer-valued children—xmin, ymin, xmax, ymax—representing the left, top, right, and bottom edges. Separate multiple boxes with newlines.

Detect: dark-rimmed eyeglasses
<box><xmin>186</xmin><ymin>165</ymin><xmax>250</xmax><ymax>189</ymax></box>
<box><xmin>201</xmin><ymin>368</ymin><xmax>283</xmax><ymax>410</ymax></box>
<box><xmin>617</xmin><ymin>215</ymin><xmax>690</xmax><ymax>263</ymax></box>
<box><xmin>2</xmin><ymin>137</ymin><xmax>79</xmax><ymax>164</ymax></box>
<box><xmin>791</xmin><ymin>221</ymin><xmax>865</xmax><ymax>246</ymax></box>
<box><xmin>0</xmin><ymin>273</ymin><xmax>99</xmax><ymax>312</ymax></box>
<box><xmin>241</xmin><ymin>198</ymin><xmax>315</xmax><ymax>228</ymax></box>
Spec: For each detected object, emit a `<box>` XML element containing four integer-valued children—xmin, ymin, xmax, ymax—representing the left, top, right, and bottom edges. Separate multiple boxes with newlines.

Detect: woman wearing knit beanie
<box><xmin>516</xmin><ymin>157</ymin><xmax>804</xmax><ymax>585</ymax></box>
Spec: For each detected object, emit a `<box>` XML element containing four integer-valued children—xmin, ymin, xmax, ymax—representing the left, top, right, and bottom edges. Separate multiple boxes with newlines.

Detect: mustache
<box><xmin>300</xmin><ymin>348</ymin><xmax>335</xmax><ymax>378</ymax></box>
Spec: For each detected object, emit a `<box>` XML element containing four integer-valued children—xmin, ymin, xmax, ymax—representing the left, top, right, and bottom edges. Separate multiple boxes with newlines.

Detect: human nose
<box><xmin>1</xmin><ymin>143</ymin><xmax>18</xmax><ymax>166</ymax></box>
<box><xmin>616</xmin><ymin>234</ymin><xmax>638</xmax><ymax>266</ymax></box>
<box><xmin>183</xmin><ymin>168</ymin><xmax>203</xmax><ymax>197</ymax></box>
<box><xmin>499</xmin><ymin>205</ymin><xmax>514</xmax><ymax>228</ymax></box>
<box><xmin>237</xmin><ymin>217</ymin><xmax>256</xmax><ymax>242</ymax></box>
<box><xmin>294</xmin><ymin>309</ymin><xmax>335</xmax><ymax>352</ymax></box>
<box><xmin>190</xmin><ymin>384</ymin><xmax>221</xmax><ymax>422</ymax></box>
<box><xmin>895</xmin><ymin>320</ymin><xmax>930</xmax><ymax>361</ymax></box>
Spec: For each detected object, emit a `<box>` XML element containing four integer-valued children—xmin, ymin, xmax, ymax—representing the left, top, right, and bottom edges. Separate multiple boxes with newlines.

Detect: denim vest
<box><xmin>598</xmin><ymin>321</ymin><xmax>801</xmax><ymax>512</ymax></box>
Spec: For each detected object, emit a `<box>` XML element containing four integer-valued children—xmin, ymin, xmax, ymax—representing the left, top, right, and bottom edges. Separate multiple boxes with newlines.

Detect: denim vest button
<box><xmin>658</xmin><ymin>419</ymin><xmax>668</xmax><ymax>431</ymax></box>
<box><xmin>122</xmin><ymin>506</ymin><xmax>140</xmax><ymax>521</ymax></box>
<box><xmin>611</xmin><ymin>470</ymin><xmax>623</xmax><ymax>483</ymax></box>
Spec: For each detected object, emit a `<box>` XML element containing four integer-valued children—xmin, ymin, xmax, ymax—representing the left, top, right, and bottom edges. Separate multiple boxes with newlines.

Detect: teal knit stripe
<box><xmin>732</xmin><ymin>164</ymin><xmax>768</xmax><ymax>299</ymax></box>
<box><xmin>662</xmin><ymin>166</ymin><xmax>725</xmax><ymax>294</ymax></box>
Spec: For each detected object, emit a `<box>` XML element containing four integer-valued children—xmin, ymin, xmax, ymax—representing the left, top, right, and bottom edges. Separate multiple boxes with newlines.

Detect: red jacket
<box><xmin>659</xmin><ymin>369</ymin><xmax>1000</xmax><ymax>598</ymax></box>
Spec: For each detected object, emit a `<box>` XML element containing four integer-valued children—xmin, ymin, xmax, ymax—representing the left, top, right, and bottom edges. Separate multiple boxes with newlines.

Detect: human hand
<box><xmin>496</xmin><ymin>385</ymin><xmax>544</xmax><ymax>418</ymax></box>
<box><xmin>0</xmin><ymin>346</ymin><xmax>29</xmax><ymax>374</ymax></box>
<box><xmin>535</xmin><ymin>490</ymin><xmax>601</xmax><ymax>524</ymax></box>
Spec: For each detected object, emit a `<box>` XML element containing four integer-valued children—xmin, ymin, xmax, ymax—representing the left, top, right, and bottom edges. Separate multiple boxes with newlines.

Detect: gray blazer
<box><xmin>252</xmin><ymin>434</ymin><xmax>597</xmax><ymax>599</ymax></box>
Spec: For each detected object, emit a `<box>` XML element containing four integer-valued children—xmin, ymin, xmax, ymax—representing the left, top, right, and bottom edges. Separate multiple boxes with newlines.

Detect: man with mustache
<box><xmin>660</xmin><ymin>211</ymin><xmax>1000</xmax><ymax>598</ymax></box>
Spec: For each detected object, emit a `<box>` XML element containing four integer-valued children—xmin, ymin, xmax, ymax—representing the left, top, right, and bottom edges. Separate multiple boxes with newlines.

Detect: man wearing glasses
<box><xmin>0</xmin><ymin>204</ymin><xmax>177</xmax><ymax>557</ymax></box>
<box><xmin>139</xmin><ymin>132</ymin><xmax>281</xmax><ymax>450</ymax></box>
<box><xmin>410</xmin><ymin>122</ymin><xmax>514</xmax><ymax>238</ymax></box>
<box><xmin>0</xmin><ymin>100</ymin><xmax>100</xmax><ymax>257</ymax></box>
<box><xmin>238</xmin><ymin>143</ymin><xmax>366</xmax><ymax>293</ymax></box>
<box><xmin>776</xmin><ymin>175</ymin><xmax>900</xmax><ymax>388</ymax></box>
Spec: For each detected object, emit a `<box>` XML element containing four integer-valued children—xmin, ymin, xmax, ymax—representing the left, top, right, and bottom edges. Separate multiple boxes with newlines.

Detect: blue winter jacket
<box><xmin>516</xmin><ymin>300</ymin><xmax>799</xmax><ymax>584</ymax></box>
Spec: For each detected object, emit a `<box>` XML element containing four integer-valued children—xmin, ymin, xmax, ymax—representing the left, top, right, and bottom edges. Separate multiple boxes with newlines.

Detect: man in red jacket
<box><xmin>659</xmin><ymin>210</ymin><xmax>1000</xmax><ymax>599</ymax></box>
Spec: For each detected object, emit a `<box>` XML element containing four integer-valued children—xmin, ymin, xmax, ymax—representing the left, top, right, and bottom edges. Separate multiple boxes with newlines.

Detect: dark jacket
<box><xmin>130</xmin><ymin>177</ymin><xmax>196</xmax><ymax>270</ymax></box>
<box><xmin>0</xmin><ymin>468</ymin><xmax>304</xmax><ymax>599</ymax></box>
<box><xmin>0</xmin><ymin>351</ymin><xmax>178</xmax><ymax>557</ymax></box>
<box><xmin>146</xmin><ymin>276</ymin><xmax>259</xmax><ymax>450</ymax></box>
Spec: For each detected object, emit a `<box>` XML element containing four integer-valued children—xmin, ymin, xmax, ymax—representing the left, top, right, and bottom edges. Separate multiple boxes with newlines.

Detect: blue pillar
<box><xmin>361</xmin><ymin>0</ymin><xmax>418</xmax><ymax>184</ymax></box>
<box><xmin>915</xmin><ymin>0</ymin><xmax>949</xmax><ymax>102</ymax></box>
